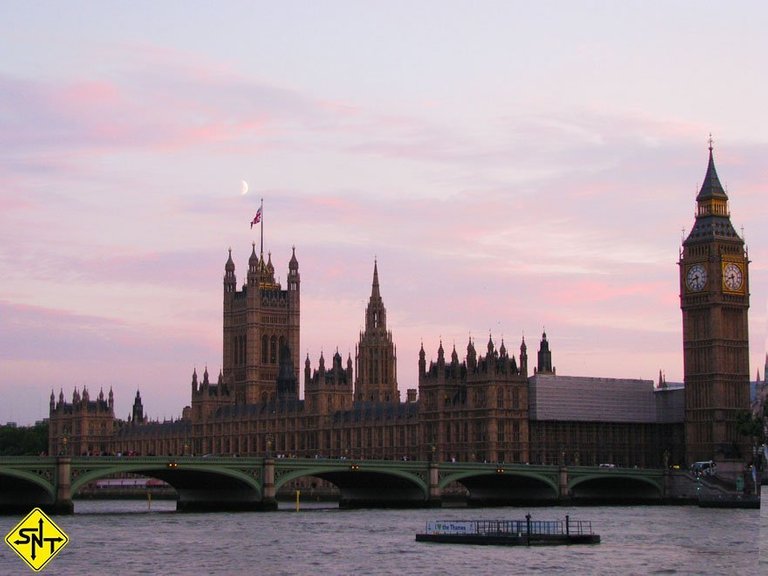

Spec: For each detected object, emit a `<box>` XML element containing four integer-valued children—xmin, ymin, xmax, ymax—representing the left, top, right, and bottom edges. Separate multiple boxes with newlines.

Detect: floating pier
<box><xmin>416</xmin><ymin>514</ymin><xmax>600</xmax><ymax>546</ymax></box>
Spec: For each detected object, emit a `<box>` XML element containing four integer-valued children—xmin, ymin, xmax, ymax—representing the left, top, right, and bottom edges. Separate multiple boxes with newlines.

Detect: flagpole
<box><xmin>260</xmin><ymin>198</ymin><xmax>264</xmax><ymax>257</ymax></box>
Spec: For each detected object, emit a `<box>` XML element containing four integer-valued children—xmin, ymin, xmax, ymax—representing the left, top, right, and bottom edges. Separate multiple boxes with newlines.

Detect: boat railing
<box><xmin>424</xmin><ymin>517</ymin><xmax>594</xmax><ymax>537</ymax></box>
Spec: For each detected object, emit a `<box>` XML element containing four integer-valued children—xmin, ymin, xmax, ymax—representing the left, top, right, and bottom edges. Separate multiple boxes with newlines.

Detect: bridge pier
<box><xmin>261</xmin><ymin>457</ymin><xmax>278</xmax><ymax>511</ymax></box>
<box><xmin>53</xmin><ymin>457</ymin><xmax>74</xmax><ymax>515</ymax></box>
<box><xmin>558</xmin><ymin>466</ymin><xmax>571</xmax><ymax>503</ymax></box>
<box><xmin>428</xmin><ymin>462</ymin><xmax>442</xmax><ymax>507</ymax></box>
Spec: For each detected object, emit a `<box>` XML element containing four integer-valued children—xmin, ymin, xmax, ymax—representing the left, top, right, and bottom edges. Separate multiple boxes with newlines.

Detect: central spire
<box><xmin>365</xmin><ymin>260</ymin><xmax>385</xmax><ymax>331</ymax></box>
<box><xmin>371</xmin><ymin>259</ymin><xmax>381</xmax><ymax>300</ymax></box>
<box><xmin>356</xmin><ymin>259</ymin><xmax>398</xmax><ymax>403</ymax></box>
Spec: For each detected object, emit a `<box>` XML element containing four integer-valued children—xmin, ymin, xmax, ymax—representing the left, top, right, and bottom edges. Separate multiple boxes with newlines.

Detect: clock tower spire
<box><xmin>679</xmin><ymin>142</ymin><xmax>750</xmax><ymax>464</ymax></box>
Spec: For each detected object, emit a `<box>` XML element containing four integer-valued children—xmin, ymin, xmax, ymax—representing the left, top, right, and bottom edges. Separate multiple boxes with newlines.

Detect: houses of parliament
<box><xmin>48</xmin><ymin>146</ymin><xmax>754</xmax><ymax>469</ymax></box>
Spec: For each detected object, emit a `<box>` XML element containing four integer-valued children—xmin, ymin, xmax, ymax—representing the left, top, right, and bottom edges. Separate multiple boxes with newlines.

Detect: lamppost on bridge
<box><xmin>266</xmin><ymin>433</ymin><xmax>273</xmax><ymax>458</ymax></box>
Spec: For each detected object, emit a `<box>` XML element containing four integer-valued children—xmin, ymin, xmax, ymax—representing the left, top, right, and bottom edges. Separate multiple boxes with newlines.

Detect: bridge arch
<box><xmin>71</xmin><ymin>461</ymin><xmax>263</xmax><ymax>511</ymax></box>
<box><xmin>0</xmin><ymin>467</ymin><xmax>56</xmax><ymax>512</ymax></box>
<box><xmin>440</xmin><ymin>469</ymin><xmax>559</xmax><ymax>505</ymax></box>
<box><xmin>275</xmin><ymin>463</ymin><xmax>429</xmax><ymax>508</ymax></box>
<box><xmin>70</xmin><ymin>463</ymin><xmax>260</xmax><ymax>495</ymax></box>
<box><xmin>569</xmin><ymin>473</ymin><xmax>663</xmax><ymax>502</ymax></box>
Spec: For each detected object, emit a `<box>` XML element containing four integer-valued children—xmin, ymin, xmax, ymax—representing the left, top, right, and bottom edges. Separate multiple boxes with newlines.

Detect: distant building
<box><xmin>528</xmin><ymin>374</ymin><xmax>684</xmax><ymax>467</ymax></box>
<box><xmin>47</xmin><ymin>265</ymin><xmax>684</xmax><ymax>467</ymax></box>
<box><xmin>48</xmin><ymin>388</ymin><xmax>114</xmax><ymax>456</ymax></box>
<box><xmin>49</xmin><ymin>146</ymin><xmax>755</xmax><ymax>469</ymax></box>
<box><xmin>751</xmin><ymin>354</ymin><xmax>768</xmax><ymax>417</ymax></box>
<box><xmin>418</xmin><ymin>335</ymin><xmax>530</xmax><ymax>464</ymax></box>
<box><xmin>679</xmin><ymin>143</ymin><xmax>752</xmax><ymax>462</ymax></box>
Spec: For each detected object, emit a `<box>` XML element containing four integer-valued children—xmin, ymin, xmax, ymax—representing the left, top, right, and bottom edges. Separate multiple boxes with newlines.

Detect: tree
<box><xmin>0</xmin><ymin>422</ymin><xmax>49</xmax><ymax>456</ymax></box>
<box><xmin>736</xmin><ymin>411</ymin><xmax>763</xmax><ymax>438</ymax></box>
<box><xmin>736</xmin><ymin>411</ymin><xmax>764</xmax><ymax>465</ymax></box>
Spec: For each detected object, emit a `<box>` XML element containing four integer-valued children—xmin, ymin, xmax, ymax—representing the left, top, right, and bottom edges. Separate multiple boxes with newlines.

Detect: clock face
<box><xmin>723</xmin><ymin>262</ymin><xmax>743</xmax><ymax>291</ymax></box>
<box><xmin>686</xmin><ymin>264</ymin><xmax>707</xmax><ymax>292</ymax></box>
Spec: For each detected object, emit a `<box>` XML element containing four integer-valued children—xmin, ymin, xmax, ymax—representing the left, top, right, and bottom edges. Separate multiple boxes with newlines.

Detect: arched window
<box><xmin>262</xmin><ymin>335</ymin><xmax>268</xmax><ymax>364</ymax></box>
<box><xmin>270</xmin><ymin>336</ymin><xmax>277</xmax><ymax>364</ymax></box>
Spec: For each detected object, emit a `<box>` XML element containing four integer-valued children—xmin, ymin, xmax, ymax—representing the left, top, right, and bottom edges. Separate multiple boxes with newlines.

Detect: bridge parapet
<box><xmin>1</xmin><ymin>456</ymin><xmax>677</xmax><ymax>512</ymax></box>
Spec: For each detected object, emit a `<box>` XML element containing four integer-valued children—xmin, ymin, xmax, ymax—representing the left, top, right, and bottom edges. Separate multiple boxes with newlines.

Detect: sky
<box><xmin>2</xmin><ymin>2</ymin><xmax>767</xmax><ymax>425</ymax></box>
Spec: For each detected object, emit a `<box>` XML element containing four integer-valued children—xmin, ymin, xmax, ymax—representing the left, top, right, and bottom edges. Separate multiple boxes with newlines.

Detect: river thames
<box><xmin>1</xmin><ymin>491</ymin><xmax>764</xmax><ymax>575</ymax></box>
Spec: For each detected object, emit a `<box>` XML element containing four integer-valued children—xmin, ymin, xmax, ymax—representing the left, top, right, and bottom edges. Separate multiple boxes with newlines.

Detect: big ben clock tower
<box><xmin>680</xmin><ymin>142</ymin><xmax>750</xmax><ymax>464</ymax></box>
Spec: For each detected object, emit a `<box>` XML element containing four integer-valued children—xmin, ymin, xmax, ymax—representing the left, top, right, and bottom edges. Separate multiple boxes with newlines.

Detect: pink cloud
<box><xmin>0</xmin><ymin>300</ymin><xmax>218</xmax><ymax>421</ymax></box>
<box><xmin>545</xmin><ymin>279</ymin><xmax>669</xmax><ymax>305</ymax></box>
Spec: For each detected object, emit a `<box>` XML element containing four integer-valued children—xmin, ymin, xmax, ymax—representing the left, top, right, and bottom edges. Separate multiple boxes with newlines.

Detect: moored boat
<box><xmin>415</xmin><ymin>515</ymin><xmax>600</xmax><ymax>546</ymax></box>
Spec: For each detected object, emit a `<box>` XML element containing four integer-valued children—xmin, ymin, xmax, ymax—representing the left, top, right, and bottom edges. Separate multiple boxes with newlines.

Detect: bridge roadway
<box><xmin>0</xmin><ymin>456</ymin><xmax>674</xmax><ymax>514</ymax></box>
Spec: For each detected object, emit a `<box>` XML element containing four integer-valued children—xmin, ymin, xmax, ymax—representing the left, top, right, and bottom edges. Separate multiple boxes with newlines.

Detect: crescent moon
<box><xmin>241</xmin><ymin>180</ymin><xmax>249</xmax><ymax>195</ymax></box>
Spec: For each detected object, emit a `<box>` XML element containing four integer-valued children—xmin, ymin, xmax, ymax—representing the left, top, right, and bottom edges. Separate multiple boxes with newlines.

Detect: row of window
<box><xmin>233</xmin><ymin>334</ymin><xmax>298</xmax><ymax>366</ymax></box>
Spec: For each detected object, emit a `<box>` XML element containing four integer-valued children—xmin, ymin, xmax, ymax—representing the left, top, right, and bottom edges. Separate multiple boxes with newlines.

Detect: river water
<box><xmin>1</xmin><ymin>490</ymin><xmax>765</xmax><ymax>576</ymax></box>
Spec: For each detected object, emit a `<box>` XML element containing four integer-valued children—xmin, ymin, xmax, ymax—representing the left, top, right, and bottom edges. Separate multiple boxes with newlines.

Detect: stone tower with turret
<box><xmin>222</xmin><ymin>244</ymin><xmax>300</xmax><ymax>405</ymax></box>
<box><xmin>680</xmin><ymin>143</ymin><xmax>750</xmax><ymax>463</ymax></box>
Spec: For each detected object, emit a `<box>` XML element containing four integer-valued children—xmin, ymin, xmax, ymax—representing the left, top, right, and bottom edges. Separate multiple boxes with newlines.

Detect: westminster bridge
<box><xmin>0</xmin><ymin>456</ymin><xmax>694</xmax><ymax>514</ymax></box>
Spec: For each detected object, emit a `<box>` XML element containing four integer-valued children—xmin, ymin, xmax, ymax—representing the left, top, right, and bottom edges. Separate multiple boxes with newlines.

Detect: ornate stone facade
<box><xmin>47</xmin><ymin>241</ymin><xmax>685</xmax><ymax>466</ymax></box>
<box><xmin>48</xmin><ymin>388</ymin><xmax>115</xmax><ymax>456</ymax></box>
<box><xmin>49</xmin><ymin>148</ymin><xmax>755</xmax><ymax>468</ymax></box>
<box><xmin>418</xmin><ymin>336</ymin><xmax>530</xmax><ymax>464</ymax></box>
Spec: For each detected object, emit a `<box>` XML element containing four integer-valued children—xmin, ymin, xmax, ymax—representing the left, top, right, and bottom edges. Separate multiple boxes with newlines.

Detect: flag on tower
<box><xmin>250</xmin><ymin>207</ymin><xmax>262</xmax><ymax>229</ymax></box>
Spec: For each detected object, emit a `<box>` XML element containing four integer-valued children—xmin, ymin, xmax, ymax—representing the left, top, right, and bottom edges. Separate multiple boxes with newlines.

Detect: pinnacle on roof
<box><xmin>249</xmin><ymin>242</ymin><xmax>259</xmax><ymax>266</ymax></box>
